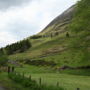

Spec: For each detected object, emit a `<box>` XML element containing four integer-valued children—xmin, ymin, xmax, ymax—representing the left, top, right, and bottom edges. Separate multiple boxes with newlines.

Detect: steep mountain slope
<box><xmin>39</xmin><ymin>5</ymin><xmax>75</xmax><ymax>35</ymax></box>
<box><xmin>9</xmin><ymin>0</ymin><xmax>90</xmax><ymax>67</ymax></box>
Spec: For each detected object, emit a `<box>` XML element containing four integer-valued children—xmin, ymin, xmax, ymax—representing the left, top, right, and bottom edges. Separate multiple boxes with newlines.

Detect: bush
<box><xmin>8</xmin><ymin>72</ymin><xmax>39</xmax><ymax>90</ymax></box>
<box><xmin>30</xmin><ymin>35</ymin><xmax>42</xmax><ymax>39</ymax></box>
<box><xmin>8</xmin><ymin>72</ymin><xmax>64</xmax><ymax>90</ymax></box>
<box><xmin>0</xmin><ymin>54</ymin><xmax>8</xmax><ymax>66</ymax></box>
<box><xmin>25</xmin><ymin>59</ymin><xmax>56</xmax><ymax>66</ymax></box>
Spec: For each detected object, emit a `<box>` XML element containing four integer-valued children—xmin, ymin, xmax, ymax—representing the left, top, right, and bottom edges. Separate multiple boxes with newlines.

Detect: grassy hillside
<box><xmin>39</xmin><ymin>5</ymin><xmax>75</xmax><ymax>35</ymax></box>
<box><xmin>0</xmin><ymin>0</ymin><xmax>90</xmax><ymax>89</ymax></box>
<box><xmin>9</xmin><ymin>0</ymin><xmax>90</xmax><ymax>68</ymax></box>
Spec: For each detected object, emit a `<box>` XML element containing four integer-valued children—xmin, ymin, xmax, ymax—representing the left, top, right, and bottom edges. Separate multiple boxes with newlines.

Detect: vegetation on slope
<box><xmin>0</xmin><ymin>39</ymin><xmax>31</xmax><ymax>55</ymax></box>
<box><xmin>68</xmin><ymin>0</ymin><xmax>90</xmax><ymax>66</ymax></box>
<box><xmin>10</xmin><ymin>0</ymin><xmax>90</xmax><ymax>67</ymax></box>
<box><xmin>2</xmin><ymin>0</ymin><xmax>90</xmax><ymax>69</ymax></box>
<box><xmin>0</xmin><ymin>0</ymin><xmax>90</xmax><ymax>89</ymax></box>
<box><xmin>0</xmin><ymin>54</ymin><xmax>8</xmax><ymax>67</ymax></box>
<box><xmin>15</xmin><ymin>65</ymin><xmax>90</xmax><ymax>90</ymax></box>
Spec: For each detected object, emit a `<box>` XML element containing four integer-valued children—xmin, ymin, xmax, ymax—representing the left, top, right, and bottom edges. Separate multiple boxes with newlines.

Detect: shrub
<box><xmin>0</xmin><ymin>54</ymin><xmax>8</xmax><ymax>67</ymax></box>
<box><xmin>30</xmin><ymin>35</ymin><xmax>42</xmax><ymax>39</ymax></box>
<box><xmin>8</xmin><ymin>72</ymin><xmax>39</xmax><ymax>90</ymax></box>
<box><xmin>8</xmin><ymin>72</ymin><xmax>64</xmax><ymax>90</ymax></box>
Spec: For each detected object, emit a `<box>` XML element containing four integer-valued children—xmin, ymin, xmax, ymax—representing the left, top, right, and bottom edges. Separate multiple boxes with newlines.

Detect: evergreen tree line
<box><xmin>30</xmin><ymin>35</ymin><xmax>42</xmax><ymax>39</ymax></box>
<box><xmin>0</xmin><ymin>39</ymin><xmax>32</xmax><ymax>55</ymax></box>
<box><xmin>30</xmin><ymin>32</ymin><xmax>69</xmax><ymax>39</ymax></box>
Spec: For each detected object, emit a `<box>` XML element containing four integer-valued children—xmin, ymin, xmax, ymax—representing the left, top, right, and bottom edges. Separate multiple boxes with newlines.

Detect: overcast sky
<box><xmin>0</xmin><ymin>0</ymin><xmax>78</xmax><ymax>48</ymax></box>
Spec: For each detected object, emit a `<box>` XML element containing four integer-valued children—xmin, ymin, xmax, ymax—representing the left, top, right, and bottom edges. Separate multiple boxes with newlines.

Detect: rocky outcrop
<box><xmin>40</xmin><ymin>5</ymin><xmax>75</xmax><ymax>35</ymax></box>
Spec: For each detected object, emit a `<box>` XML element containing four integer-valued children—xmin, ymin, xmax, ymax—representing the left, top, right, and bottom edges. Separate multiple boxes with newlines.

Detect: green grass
<box><xmin>29</xmin><ymin>73</ymin><xmax>90</xmax><ymax>90</ymax></box>
<box><xmin>1</xmin><ymin>65</ymin><xmax>90</xmax><ymax>90</ymax></box>
<box><xmin>15</xmin><ymin>65</ymin><xmax>55</xmax><ymax>74</ymax></box>
<box><xmin>1</xmin><ymin>0</ymin><xmax>90</xmax><ymax>90</ymax></box>
<box><xmin>60</xmin><ymin>69</ymin><xmax>90</xmax><ymax>76</ymax></box>
<box><xmin>0</xmin><ymin>72</ymin><xmax>29</xmax><ymax>90</ymax></box>
<box><xmin>14</xmin><ymin>65</ymin><xmax>90</xmax><ymax>90</ymax></box>
<box><xmin>8</xmin><ymin>72</ymin><xmax>64</xmax><ymax>90</ymax></box>
<box><xmin>7</xmin><ymin>0</ymin><xmax>90</xmax><ymax>89</ymax></box>
<box><xmin>9</xmin><ymin>30</ymin><xmax>90</xmax><ymax>67</ymax></box>
<box><xmin>8</xmin><ymin>36</ymin><xmax>63</xmax><ymax>60</ymax></box>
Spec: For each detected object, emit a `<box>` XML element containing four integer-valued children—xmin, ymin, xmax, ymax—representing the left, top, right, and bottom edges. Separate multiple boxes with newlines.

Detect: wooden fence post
<box><xmin>8</xmin><ymin>66</ymin><xmax>11</xmax><ymax>74</ymax></box>
<box><xmin>39</xmin><ymin>77</ymin><xmax>42</xmax><ymax>86</ymax></box>
<box><xmin>29</xmin><ymin>75</ymin><xmax>31</xmax><ymax>80</ymax></box>
<box><xmin>12</xmin><ymin>66</ymin><xmax>15</xmax><ymax>72</ymax></box>
<box><xmin>22</xmin><ymin>73</ymin><xmax>25</xmax><ymax>78</ymax></box>
<box><xmin>77</xmin><ymin>88</ymin><xmax>80</xmax><ymax>90</ymax></box>
<box><xmin>57</xmin><ymin>82</ymin><xmax>59</xmax><ymax>87</ymax></box>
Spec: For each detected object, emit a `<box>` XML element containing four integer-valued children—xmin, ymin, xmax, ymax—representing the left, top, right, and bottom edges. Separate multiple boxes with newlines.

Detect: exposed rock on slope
<box><xmin>40</xmin><ymin>5</ymin><xmax>75</xmax><ymax>35</ymax></box>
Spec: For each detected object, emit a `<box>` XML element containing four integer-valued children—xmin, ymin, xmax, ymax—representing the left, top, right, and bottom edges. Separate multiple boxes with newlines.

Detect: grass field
<box><xmin>5</xmin><ymin>0</ymin><xmax>90</xmax><ymax>89</ymax></box>
<box><xmin>0</xmin><ymin>65</ymin><xmax>90</xmax><ymax>90</ymax></box>
<box><xmin>29</xmin><ymin>73</ymin><xmax>90</xmax><ymax>90</ymax></box>
<box><xmin>15</xmin><ymin>65</ymin><xmax>90</xmax><ymax>90</ymax></box>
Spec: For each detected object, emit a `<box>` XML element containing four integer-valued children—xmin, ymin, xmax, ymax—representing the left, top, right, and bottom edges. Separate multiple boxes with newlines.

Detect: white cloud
<box><xmin>0</xmin><ymin>0</ymin><xmax>78</xmax><ymax>47</ymax></box>
<box><xmin>0</xmin><ymin>31</ymin><xmax>17</xmax><ymax>47</ymax></box>
<box><xmin>0</xmin><ymin>0</ymin><xmax>31</xmax><ymax>10</ymax></box>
